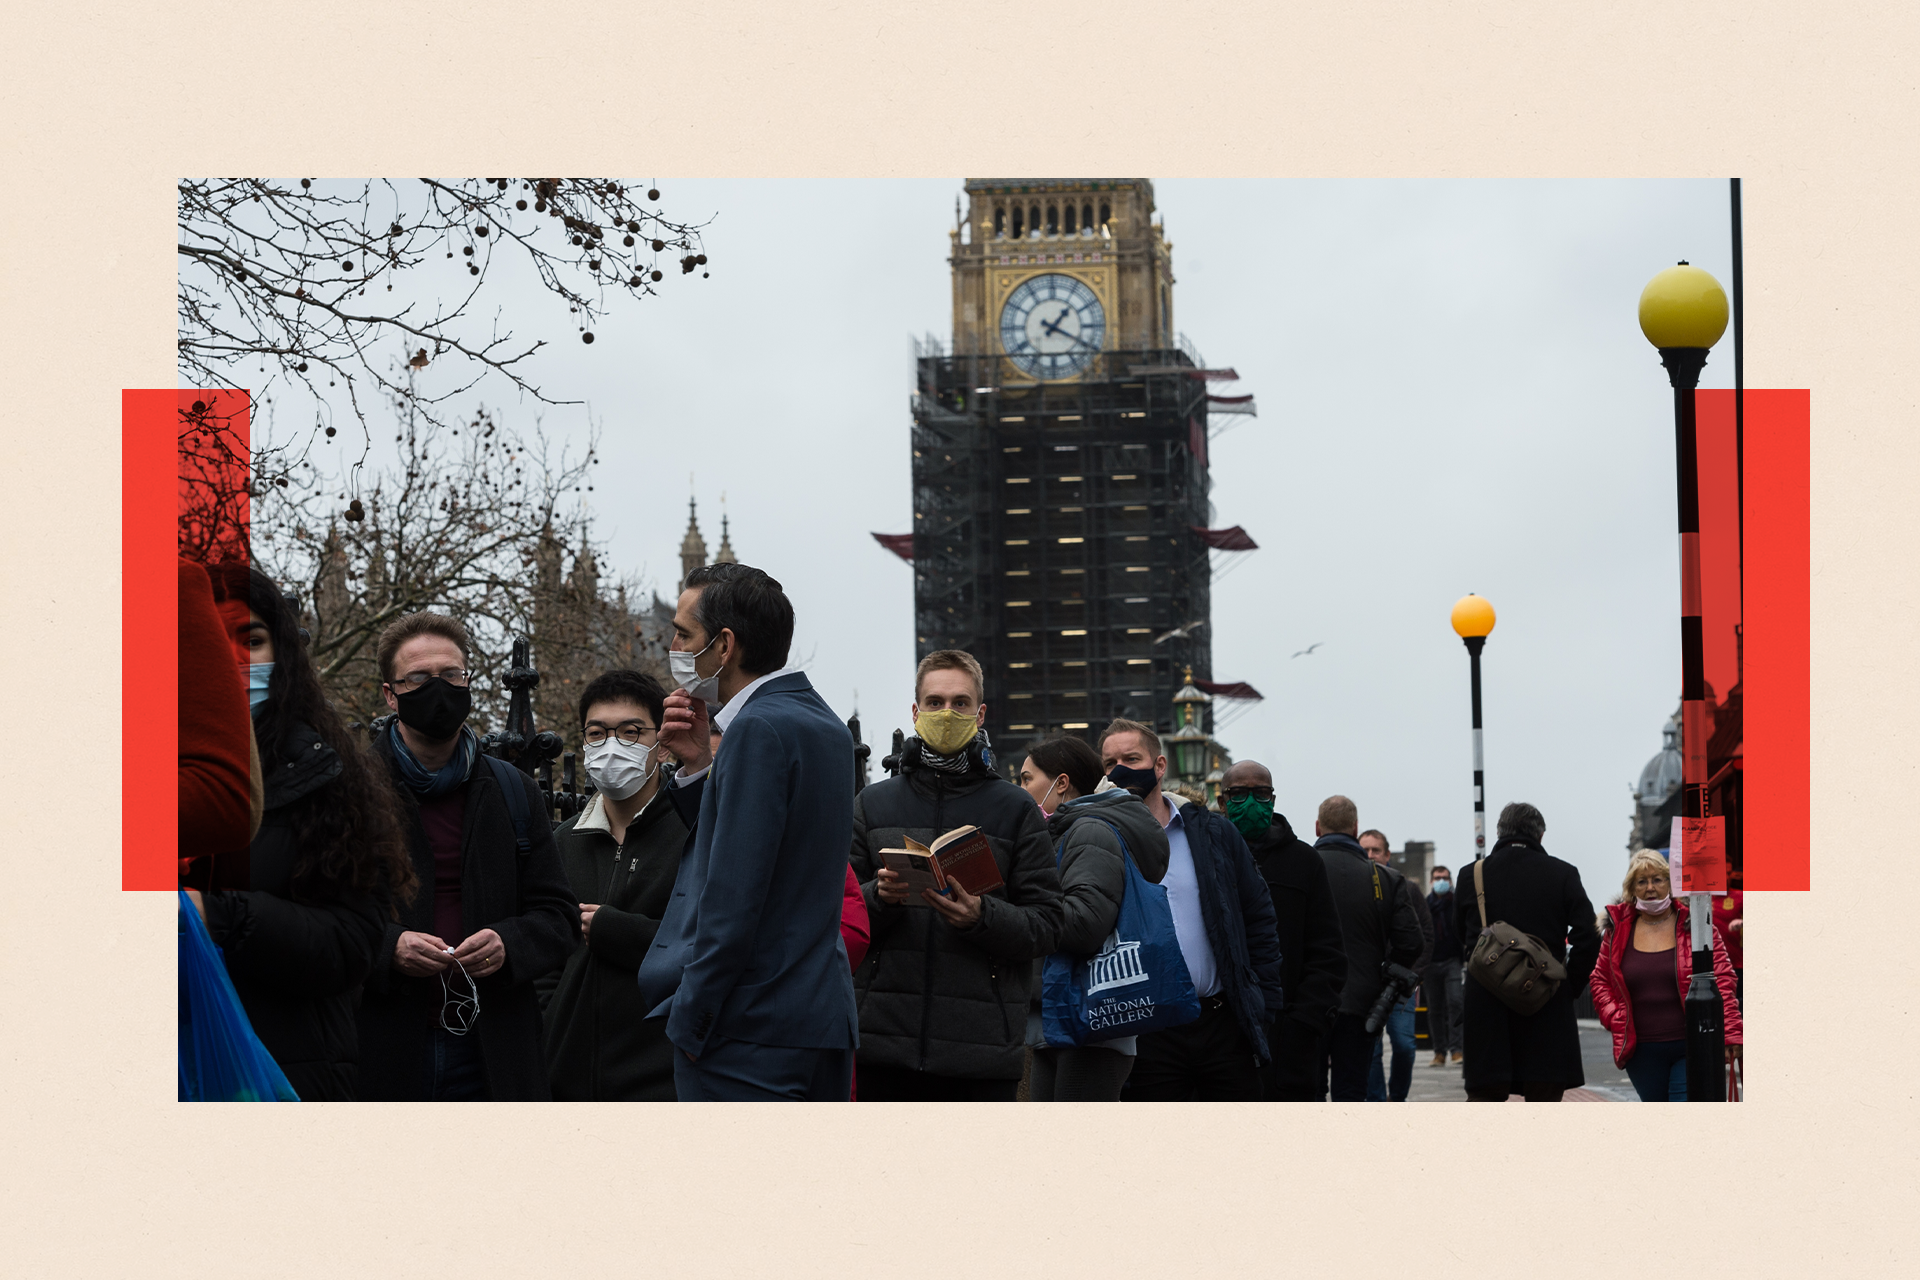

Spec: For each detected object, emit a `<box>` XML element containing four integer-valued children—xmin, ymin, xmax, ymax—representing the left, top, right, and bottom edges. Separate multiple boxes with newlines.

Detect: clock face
<box><xmin>999</xmin><ymin>273</ymin><xmax>1106</xmax><ymax>380</ymax></box>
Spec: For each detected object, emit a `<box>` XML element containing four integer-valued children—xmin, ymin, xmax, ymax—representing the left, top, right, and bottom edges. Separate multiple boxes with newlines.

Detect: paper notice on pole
<box><xmin>1676</xmin><ymin>816</ymin><xmax>1728</xmax><ymax>893</ymax></box>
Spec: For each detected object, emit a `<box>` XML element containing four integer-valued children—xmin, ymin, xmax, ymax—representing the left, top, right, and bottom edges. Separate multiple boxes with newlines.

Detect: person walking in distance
<box><xmin>1100</xmin><ymin>720</ymin><xmax>1285</xmax><ymax>1102</ymax></box>
<box><xmin>638</xmin><ymin>563</ymin><xmax>860</xmax><ymax>1102</ymax></box>
<box><xmin>1453</xmin><ymin>802</ymin><xmax>1601</xmax><ymax>1102</ymax></box>
<box><xmin>848</xmin><ymin>651</ymin><xmax>1064</xmax><ymax>1102</ymax></box>
<box><xmin>1312</xmin><ymin>797</ymin><xmax>1426</xmax><ymax>1102</ymax></box>
<box><xmin>1219</xmin><ymin>760</ymin><xmax>1347</xmax><ymax>1102</ymax></box>
<box><xmin>1422</xmin><ymin>864</ymin><xmax>1465</xmax><ymax>1067</ymax></box>
<box><xmin>1360</xmin><ymin>828</ymin><xmax>1430</xmax><ymax>1102</ymax></box>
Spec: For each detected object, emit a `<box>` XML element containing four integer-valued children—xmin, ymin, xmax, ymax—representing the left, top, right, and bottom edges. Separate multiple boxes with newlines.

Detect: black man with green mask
<box><xmin>1218</xmin><ymin>760</ymin><xmax>1351</xmax><ymax>1101</ymax></box>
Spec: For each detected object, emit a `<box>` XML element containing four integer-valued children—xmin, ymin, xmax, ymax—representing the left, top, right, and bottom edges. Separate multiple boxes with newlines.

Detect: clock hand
<box><xmin>1038</xmin><ymin>306</ymin><xmax>1074</xmax><ymax>338</ymax></box>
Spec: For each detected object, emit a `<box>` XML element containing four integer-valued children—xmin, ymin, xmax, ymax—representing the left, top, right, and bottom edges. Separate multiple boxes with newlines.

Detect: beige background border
<box><xmin>2</xmin><ymin>2</ymin><xmax>1913</xmax><ymax>1275</ymax></box>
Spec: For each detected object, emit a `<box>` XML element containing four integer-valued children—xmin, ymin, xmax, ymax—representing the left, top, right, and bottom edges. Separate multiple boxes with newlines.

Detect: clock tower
<box><xmin>904</xmin><ymin>179</ymin><xmax>1232</xmax><ymax>768</ymax></box>
<box><xmin>949</xmin><ymin>180</ymin><xmax>1175</xmax><ymax>373</ymax></box>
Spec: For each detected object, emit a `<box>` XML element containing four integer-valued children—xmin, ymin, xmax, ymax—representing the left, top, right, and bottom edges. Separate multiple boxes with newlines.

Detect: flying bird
<box><xmin>1153</xmin><ymin>619</ymin><xmax>1208</xmax><ymax>645</ymax></box>
<box><xmin>1290</xmin><ymin>643</ymin><xmax>1322</xmax><ymax>658</ymax></box>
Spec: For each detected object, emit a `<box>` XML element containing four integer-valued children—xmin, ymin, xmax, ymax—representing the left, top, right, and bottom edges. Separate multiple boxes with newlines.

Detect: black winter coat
<box><xmin>850</xmin><ymin>738</ymin><xmax>1064</xmax><ymax>1080</ymax></box>
<box><xmin>1315</xmin><ymin>833</ymin><xmax>1426</xmax><ymax>1018</ymax></box>
<box><xmin>538</xmin><ymin>786</ymin><xmax>688</xmax><ymax>1102</ymax></box>
<box><xmin>1170</xmin><ymin>802</ymin><xmax>1288</xmax><ymax>1064</ymax></box>
<box><xmin>356</xmin><ymin>739</ymin><xmax>580</xmax><ymax>1101</ymax></box>
<box><xmin>203</xmin><ymin>718</ymin><xmax>386</xmax><ymax>1101</ymax></box>
<box><xmin>1453</xmin><ymin>838</ymin><xmax>1601</xmax><ymax>1091</ymax></box>
<box><xmin>1245</xmin><ymin>811</ymin><xmax>1348</xmax><ymax>1039</ymax></box>
<box><xmin>1427</xmin><ymin>887</ymin><xmax>1461</xmax><ymax>959</ymax></box>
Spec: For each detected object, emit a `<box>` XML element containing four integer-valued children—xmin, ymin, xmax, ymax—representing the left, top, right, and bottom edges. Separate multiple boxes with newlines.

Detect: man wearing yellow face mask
<box><xmin>848</xmin><ymin>651</ymin><xmax>1065</xmax><ymax>1101</ymax></box>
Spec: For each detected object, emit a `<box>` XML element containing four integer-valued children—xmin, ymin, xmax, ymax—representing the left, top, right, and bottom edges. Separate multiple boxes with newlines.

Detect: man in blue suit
<box><xmin>638</xmin><ymin>562</ymin><xmax>859</xmax><ymax>1101</ymax></box>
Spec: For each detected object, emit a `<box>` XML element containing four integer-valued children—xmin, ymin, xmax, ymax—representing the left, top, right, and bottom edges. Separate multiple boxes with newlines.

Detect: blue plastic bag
<box><xmin>178</xmin><ymin>890</ymin><xmax>299</xmax><ymax>1102</ymax></box>
<box><xmin>1041</xmin><ymin>819</ymin><xmax>1200</xmax><ymax>1047</ymax></box>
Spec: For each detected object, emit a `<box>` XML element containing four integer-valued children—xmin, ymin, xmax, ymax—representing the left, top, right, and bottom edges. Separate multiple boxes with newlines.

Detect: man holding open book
<box><xmin>849</xmin><ymin>651</ymin><xmax>1065</xmax><ymax>1101</ymax></box>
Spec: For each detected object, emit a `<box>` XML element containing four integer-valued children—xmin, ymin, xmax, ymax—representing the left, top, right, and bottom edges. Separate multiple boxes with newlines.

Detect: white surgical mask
<box><xmin>1635</xmin><ymin>895</ymin><xmax>1673</xmax><ymax>915</ymax></box>
<box><xmin>584</xmin><ymin>736</ymin><xmax>657</xmax><ymax>801</ymax></box>
<box><xmin>669</xmin><ymin>635</ymin><xmax>721</xmax><ymax>708</ymax></box>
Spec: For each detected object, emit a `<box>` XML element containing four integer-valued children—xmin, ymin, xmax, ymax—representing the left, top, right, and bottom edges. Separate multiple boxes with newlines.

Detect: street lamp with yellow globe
<box><xmin>1450</xmin><ymin>593</ymin><xmax>1496</xmax><ymax>862</ymax></box>
<box><xmin>1638</xmin><ymin>258</ymin><xmax>1731</xmax><ymax>1102</ymax></box>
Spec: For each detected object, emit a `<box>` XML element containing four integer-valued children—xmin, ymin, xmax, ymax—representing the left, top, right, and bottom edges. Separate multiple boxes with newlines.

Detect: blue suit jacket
<box><xmin>636</xmin><ymin>672</ymin><xmax>859</xmax><ymax>1055</ymax></box>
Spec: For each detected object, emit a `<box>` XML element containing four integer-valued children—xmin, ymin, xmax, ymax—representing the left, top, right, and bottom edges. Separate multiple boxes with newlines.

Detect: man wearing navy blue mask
<box><xmin>1099</xmin><ymin>719</ymin><xmax>1284</xmax><ymax>1101</ymax></box>
<box><xmin>640</xmin><ymin>562</ymin><xmax>860</xmax><ymax>1101</ymax></box>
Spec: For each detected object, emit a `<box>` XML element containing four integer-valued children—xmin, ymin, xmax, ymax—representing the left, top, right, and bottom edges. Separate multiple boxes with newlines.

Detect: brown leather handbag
<box><xmin>1465</xmin><ymin>859</ymin><xmax>1567</xmax><ymax>1015</ymax></box>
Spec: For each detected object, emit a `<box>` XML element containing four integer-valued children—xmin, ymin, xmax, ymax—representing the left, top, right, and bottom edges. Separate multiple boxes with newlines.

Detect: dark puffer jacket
<box><xmin>1045</xmin><ymin>789</ymin><xmax>1171</xmax><ymax>958</ymax></box>
<box><xmin>202</xmin><ymin>717</ymin><xmax>387</xmax><ymax>1101</ymax></box>
<box><xmin>850</xmin><ymin>737</ymin><xmax>1064</xmax><ymax>1080</ymax></box>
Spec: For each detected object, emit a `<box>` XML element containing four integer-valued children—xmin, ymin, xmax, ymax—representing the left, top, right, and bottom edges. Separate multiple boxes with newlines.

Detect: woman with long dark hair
<box><xmin>1016</xmin><ymin>734</ymin><xmax>1170</xmax><ymax>1101</ymax></box>
<box><xmin>202</xmin><ymin>564</ymin><xmax>418</xmax><ymax>1100</ymax></box>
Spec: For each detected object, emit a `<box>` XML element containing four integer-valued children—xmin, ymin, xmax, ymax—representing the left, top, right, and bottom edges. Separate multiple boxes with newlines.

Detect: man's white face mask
<box><xmin>584</xmin><ymin>737</ymin><xmax>658</xmax><ymax>800</ymax></box>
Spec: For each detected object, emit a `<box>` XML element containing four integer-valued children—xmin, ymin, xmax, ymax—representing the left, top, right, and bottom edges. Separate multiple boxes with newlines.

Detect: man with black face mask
<box><xmin>1100</xmin><ymin>720</ymin><xmax>1285</xmax><ymax>1101</ymax></box>
<box><xmin>355</xmin><ymin>612</ymin><xmax>579</xmax><ymax>1101</ymax></box>
<box><xmin>1218</xmin><ymin>760</ymin><xmax>1348</xmax><ymax>1102</ymax></box>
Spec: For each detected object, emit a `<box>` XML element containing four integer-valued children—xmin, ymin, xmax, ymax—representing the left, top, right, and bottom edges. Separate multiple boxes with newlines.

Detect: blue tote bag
<box><xmin>178</xmin><ymin>890</ymin><xmax>300</xmax><ymax>1102</ymax></box>
<box><xmin>1041</xmin><ymin>819</ymin><xmax>1200</xmax><ymax>1048</ymax></box>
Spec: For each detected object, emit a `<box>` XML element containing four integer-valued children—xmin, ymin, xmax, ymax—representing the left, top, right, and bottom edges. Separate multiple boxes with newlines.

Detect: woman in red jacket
<box><xmin>1590</xmin><ymin>849</ymin><xmax>1743</xmax><ymax>1101</ymax></box>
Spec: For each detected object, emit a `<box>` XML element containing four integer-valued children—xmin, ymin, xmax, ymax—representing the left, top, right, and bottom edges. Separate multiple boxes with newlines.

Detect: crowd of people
<box><xmin>178</xmin><ymin>557</ymin><xmax>1744</xmax><ymax>1102</ymax></box>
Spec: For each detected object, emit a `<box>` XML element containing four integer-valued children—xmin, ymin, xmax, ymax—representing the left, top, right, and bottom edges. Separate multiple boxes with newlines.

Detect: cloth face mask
<box><xmin>393</xmin><ymin>675</ymin><xmax>471</xmax><ymax>742</ymax></box>
<box><xmin>1106</xmin><ymin>763</ymin><xmax>1160</xmax><ymax>797</ymax></box>
<box><xmin>914</xmin><ymin>708</ymin><xmax>980</xmax><ymax>756</ymax></box>
<box><xmin>584</xmin><ymin>736</ymin><xmax>657</xmax><ymax>801</ymax></box>
<box><xmin>1225</xmin><ymin>792</ymin><xmax>1274</xmax><ymax>839</ymax></box>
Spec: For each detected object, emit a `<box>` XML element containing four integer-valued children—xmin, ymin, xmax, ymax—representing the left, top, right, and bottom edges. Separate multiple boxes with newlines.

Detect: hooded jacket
<box><xmin>202</xmin><ymin>716</ymin><xmax>387</xmax><ymax>1101</ymax></box>
<box><xmin>1590</xmin><ymin>898</ymin><xmax>1743</xmax><ymax>1068</ymax></box>
<box><xmin>850</xmin><ymin>736</ymin><xmax>1064</xmax><ymax>1080</ymax></box>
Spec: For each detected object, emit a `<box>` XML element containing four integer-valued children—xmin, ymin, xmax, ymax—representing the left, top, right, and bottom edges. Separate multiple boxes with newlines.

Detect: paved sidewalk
<box><xmin>1394</xmin><ymin>1020</ymin><xmax>1630</xmax><ymax>1102</ymax></box>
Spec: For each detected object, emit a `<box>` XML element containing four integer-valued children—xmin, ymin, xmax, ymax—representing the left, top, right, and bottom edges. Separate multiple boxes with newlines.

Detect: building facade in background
<box><xmin>891</xmin><ymin>179</ymin><xmax>1259</xmax><ymax>773</ymax></box>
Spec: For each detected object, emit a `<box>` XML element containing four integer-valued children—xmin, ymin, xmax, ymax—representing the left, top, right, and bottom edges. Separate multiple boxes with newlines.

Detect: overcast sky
<box><xmin>256</xmin><ymin>179</ymin><xmax>1737</xmax><ymax>901</ymax></box>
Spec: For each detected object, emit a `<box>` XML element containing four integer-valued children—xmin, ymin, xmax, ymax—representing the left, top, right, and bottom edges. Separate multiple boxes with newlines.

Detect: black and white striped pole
<box><xmin>1450</xmin><ymin>594</ymin><xmax>1496</xmax><ymax>863</ymax></box>
<box><xmin>1639</xmin><ymin>260</ymin><xmax>1730</xmax><ymax>1102</ymax></box>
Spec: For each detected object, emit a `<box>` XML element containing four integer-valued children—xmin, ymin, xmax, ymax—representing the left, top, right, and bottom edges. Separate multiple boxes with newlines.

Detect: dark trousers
<box><xmin>1320</xmin><ymin>1013</ymin><xmax>1374</xmax><ymax>1102</ymax></box>
<box><xmin>1030</xmin><ymin>1046</ymin><xmax>1134</xmax><ymax>1101</ymax></box>
<box><xmin>1423</xmin><ymin>956</ymin><xmax>1464</xmax><ymax>1056</ymax></box>
<box><xmin>673</xmin><ymin>1036</ymin><xmax>854</xmax><ymax>1102</ymax></box>
<box><xmin>427</xmin><ymin>1026</ymin><xmax>490</xmax><ymax>1101</ymax></box>
<box><xmin>855</xmin><ymin>1064</ymin><xmax>1019</xmax><ymax>1102</ymax></box>
<box><xmin>1261</xmin><ymin>1015</ymin><xmax>1328</xmax><ymax>1101</ymax></box>
<box><xmin>1625</xmin><ymin>1039</ymin><xmax>1689</xmax><ymax>1102</ymax></box>
<box><xmin>1123</xmin><ymin>996</ymin><xmax>1263</xmax><ymax>1101</ymax></box>
<box><xmin>1466</xmin><ymin>1082</ymin><xmax>1566</xmax><ymax>1102</ymax></box>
